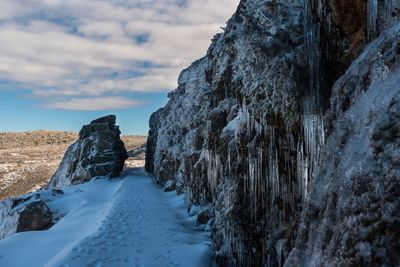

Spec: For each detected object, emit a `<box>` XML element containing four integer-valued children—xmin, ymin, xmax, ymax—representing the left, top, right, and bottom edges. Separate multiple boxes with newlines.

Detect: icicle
<box><xmin>296</xmin><ymin>114</ymin><xmax>325</xmax><ymax>202</ymax></box>
<box><xmin>298</xmin><ymin>0</ymin><xmax>326</xmax><ymax>202</ymax></box>
<box><xmin>368</xmin><ymin>0</ymin><xmax>378</xmax><ymax>40</ymax></box>
<box><xmin>303</xmin><ymin>0</ymin><xmax>321</xmax><ymax>109</ymax></box>
<box><xmin>242</xmin><ymin>98</ymin><xmax>251</xmax><ymax>136</ymax></box>
<box><xmin>276</xmin><ymin>239</ymin><xmax>287</xmax><ymax>267</ymax></box>
<box><xmin>317</xmin><ymin>0</ymin><xmax>323</xmax><ymax>17</ymax></box>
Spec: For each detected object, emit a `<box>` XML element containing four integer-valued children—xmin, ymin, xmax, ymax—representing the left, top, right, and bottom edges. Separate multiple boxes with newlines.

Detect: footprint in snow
<box><xmin>155</xmin><ymin>254</ymin><xmax>167</xmax><ymax>260</ymax></box>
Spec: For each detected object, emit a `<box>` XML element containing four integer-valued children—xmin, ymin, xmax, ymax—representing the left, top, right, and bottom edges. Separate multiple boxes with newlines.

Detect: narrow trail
<box><xmin>52</xmin><ymin>169</ymin><xmax>214</xmax><ymax>267</ymax></box>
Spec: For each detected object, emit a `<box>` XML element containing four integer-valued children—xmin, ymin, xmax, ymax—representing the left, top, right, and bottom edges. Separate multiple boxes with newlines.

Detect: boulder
<box><xmin>16</xmin><ymin>200</ymin><xmax>52</xmax><ymax>232</ymax></box>
<box><xmin>48</xmin><ymin>115</ymin><xmax>128</xmax><ymax>188</ymax></box>
<box><xmin>0</xmin><ymin>196</ymin><xmax>52</xmax><ymax>240</ymax></box>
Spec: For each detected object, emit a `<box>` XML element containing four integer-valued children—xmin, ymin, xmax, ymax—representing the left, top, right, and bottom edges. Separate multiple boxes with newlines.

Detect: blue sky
<box><xmin>0</xmin><ymin>0</ymin><xmax>239</xmax><ymax>135</ymax></box>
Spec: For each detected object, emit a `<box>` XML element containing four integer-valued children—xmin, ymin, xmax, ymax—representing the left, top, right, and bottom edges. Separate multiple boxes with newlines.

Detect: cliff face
<box><xmin>146</xmin><ymin>0</ymin><xmax>400</xmax><ymax>266</ymax></box>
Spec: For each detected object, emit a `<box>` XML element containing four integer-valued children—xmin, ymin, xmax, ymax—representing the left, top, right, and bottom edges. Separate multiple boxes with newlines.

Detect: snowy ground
<box><xmin>0</xmin><ymin>169</ymin><xmax>214</xmax><ymax>267</ymax></box>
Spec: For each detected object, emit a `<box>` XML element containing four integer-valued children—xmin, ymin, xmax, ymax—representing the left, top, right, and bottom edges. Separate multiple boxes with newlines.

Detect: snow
<box><xmin>0</xmin><ymin>169</ymin><xmax>215</xmax><ymax>267</ymax></box>
<box><xmin>221</xmin><ymin>110</ymin><xmax>246</xmax><ymax>138</ymax></box>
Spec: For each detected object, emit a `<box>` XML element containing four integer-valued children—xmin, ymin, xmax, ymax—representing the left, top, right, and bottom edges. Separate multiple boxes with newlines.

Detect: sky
<box><xmin>0</xmin><ymin>0</ymin><xmax>240</xmax><ymax>135</ymax></box>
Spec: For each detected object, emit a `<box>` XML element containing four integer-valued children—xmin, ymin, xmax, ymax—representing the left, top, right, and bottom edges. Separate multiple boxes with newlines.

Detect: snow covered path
<box><xmin>0</xmin><ymin>169</ymin><xmax>215</xmax><ymax>267</ymax></box>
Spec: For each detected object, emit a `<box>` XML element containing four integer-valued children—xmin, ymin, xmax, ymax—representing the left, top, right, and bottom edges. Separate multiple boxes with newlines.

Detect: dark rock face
<box><xmin>49</xmin><ymin>115</ymin><xmax>128</xmax><ymax>188</ymax></box>
<box><xmin>146</xmin><ymin>0</ymin><xmax>400</xmax><ymax>266</ymax></box>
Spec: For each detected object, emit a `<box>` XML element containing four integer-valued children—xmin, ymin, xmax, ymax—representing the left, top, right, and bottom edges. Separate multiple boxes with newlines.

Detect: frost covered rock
<box><xmin>48</xmin><ymin>115</ymin><xmax>128</xmax><ymax>188</ymax></box>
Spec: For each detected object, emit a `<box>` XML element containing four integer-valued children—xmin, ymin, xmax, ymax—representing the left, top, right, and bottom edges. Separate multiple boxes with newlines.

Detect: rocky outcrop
<box><xmin>146</xmin><ymin>0</ymin><xmax>400</xmax><ymax>266</ymax></box>
<box><xmin>48</xmin><ymin>115</ymin><xmax>128</xmax><ymax>188</ymax></box>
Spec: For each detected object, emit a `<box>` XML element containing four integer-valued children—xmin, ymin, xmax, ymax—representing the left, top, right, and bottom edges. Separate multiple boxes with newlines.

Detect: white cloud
<box><xmin>45</xmin><ymin>96</ymin><xmax>143</xmax><ymax>110</ymax></box>
<box><xmin>78</xmin><ymin>21</ymin><xmax>125</xmax><ymax>39</ymax></box>
<box><xmin>0</xmin><ymin>0</ymin><xmax>239</xmax><ymax>110</ymax></box>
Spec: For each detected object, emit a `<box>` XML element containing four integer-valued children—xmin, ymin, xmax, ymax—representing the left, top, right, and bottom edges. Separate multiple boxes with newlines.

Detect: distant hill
<box><xmin>0</xmin><ymin>131</ymin><xmax>146</xmax><ymax>200</ymax></box>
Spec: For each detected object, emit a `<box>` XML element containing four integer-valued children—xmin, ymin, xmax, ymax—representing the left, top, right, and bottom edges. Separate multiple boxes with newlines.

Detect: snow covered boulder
<box><xmin>16</xmin><ymin>200</ymin><xmax>52</xmax><ymax>232</ymax></box>
<box><xmin>48</xmin><ymin>115</ymin><xmax>128</xmax><ymax>188</ymax></box>
<box><xmin>0</xmin><ymin>196</ymin><xmax>52</xmax><ymax>240</ymax></box>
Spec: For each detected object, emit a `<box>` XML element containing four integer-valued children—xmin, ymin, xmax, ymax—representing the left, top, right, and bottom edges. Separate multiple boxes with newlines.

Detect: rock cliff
<box><xmin>48</xmin><ymin>115</ymin><xmax>128</xmax><ymax>188</ymax></box>
<box><xmin>146</xmin><ymin>0</ymin><xmax>400</xmax><ymax>266</ymax></box>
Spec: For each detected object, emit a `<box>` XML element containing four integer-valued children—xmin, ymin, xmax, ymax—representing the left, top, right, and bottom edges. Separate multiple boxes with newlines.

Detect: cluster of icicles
<box><xmin>368</xmin><ymin>0</ymin><xmax>400</xmax><ymax>40</ymax></box>
<box><xmin>187</xmin><ymin>99</ymin><xmax>326</xmax><ymax>266</ymax></box>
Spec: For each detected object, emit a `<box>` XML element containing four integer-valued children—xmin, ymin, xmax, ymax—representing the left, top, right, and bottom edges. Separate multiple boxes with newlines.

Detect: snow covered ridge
<box><xmin>146</xmin><ymin>0</ymin><xmax>400</xmax><ymax>265</ymax></box>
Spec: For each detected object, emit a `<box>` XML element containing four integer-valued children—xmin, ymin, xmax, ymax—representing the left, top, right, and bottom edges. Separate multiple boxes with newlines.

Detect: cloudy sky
<box><xmin>0</xmin><ymin>0</ymin><xmax>239</xmax><ymax>134</ymax></box>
